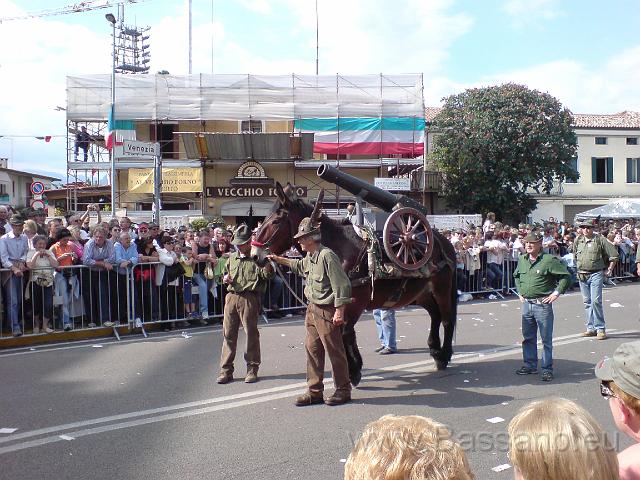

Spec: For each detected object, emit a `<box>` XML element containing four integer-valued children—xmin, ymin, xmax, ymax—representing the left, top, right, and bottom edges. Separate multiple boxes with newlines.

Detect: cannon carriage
<box><xmin>317</xmin><ymin>164</ymin><xmax>434</xmax><ymax>272</ymax></box>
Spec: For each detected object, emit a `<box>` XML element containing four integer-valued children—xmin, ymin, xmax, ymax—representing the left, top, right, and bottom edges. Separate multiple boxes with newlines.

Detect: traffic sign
<box><xmin>116</xmin><ymin>140</ymin><xmax>160</xmax><ymax>159</ymax></box>
<box><xmin>30</xmin><ymin>181</ymin><xmax>45</xmax><ymax>195</ymax></box>
<box><xmin>30</xmin><ymin>199</ymin><xmax>45</xmax><ymax>210</ymax></box>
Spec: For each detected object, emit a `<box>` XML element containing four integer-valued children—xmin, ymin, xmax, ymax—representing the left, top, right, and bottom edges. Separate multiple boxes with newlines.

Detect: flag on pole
<box><xmin>35</xmin><ymin>136</ymin><xmax>52</xmax><ymax>142</ymax></box>
<box><xmin>106</xmin><ymin>104</ymin><xmax>136</xmax><ymax>150</ymax></box>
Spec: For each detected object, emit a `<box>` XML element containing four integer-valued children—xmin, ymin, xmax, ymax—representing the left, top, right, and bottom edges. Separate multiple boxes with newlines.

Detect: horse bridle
<box><xmin>252</xmin><ymin>209</ymin><xmax>295</xmax><ymax>252</ymax></box>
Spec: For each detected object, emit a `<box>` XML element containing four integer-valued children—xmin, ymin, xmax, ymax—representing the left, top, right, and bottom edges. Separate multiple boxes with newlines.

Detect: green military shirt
<box><xmin>571</xmin><ymin>234</ymin><xmax>619</xmax><ymax>272</ymax></box>
<box><xmin>289</xmin><ymin>244</ymin><xmax>352</xmax><ymax>307</ymax></box>
<box><xmin>513</xmin><ymin>252</ymin><xmax>571</xmax><ymax>299</ymax></box>
<box><xmin>224</xmin><ymin>251</ymin><xmax>274</xmax><ymax>294</ymax></box>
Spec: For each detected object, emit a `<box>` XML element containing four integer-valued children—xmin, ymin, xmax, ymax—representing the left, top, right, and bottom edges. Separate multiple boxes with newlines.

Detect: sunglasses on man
<box><xmin>600</xmin><ymin>382</ymin><xmax>618</xmax><ymax>400</ymax></box>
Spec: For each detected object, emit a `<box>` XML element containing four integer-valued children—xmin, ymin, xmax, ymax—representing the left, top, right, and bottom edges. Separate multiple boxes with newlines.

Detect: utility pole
<box><xmin>153</xmin><ymin>145</ymin><xmax>162</xmax><ymax>224</ymax></box>
<box><xmin>188</xmin><ymin>0</ymin><xmax>192</xmax><ymax>74</ymax></box>
<box><xmin>315</xmin><ymin>0</ymin><xmax>319</xmax><ymax>75</ymax></box>
<box><xmin>106</xmin><ymin>12</ymin><xmax>117</xmax><ymax>217</ymax></box>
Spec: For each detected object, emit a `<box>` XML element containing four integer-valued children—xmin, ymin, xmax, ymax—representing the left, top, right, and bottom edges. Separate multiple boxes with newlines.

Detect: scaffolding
<box><xmin>67</xmin><ymin>73</ymin><xmax>425</xmax><ymax>121</ymax></box>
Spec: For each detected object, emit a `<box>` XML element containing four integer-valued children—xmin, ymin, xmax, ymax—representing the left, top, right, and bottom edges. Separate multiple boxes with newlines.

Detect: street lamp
<box><xmin>106</xmin><ymin>13</ymin><xmax>116</xmax><ymax>217</ymax></box>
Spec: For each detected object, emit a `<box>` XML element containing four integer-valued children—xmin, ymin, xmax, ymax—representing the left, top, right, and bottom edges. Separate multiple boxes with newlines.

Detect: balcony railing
<box><xmin>410</xmin><ymin>167</ymin><xmax>443</xmax><ymax>193</ymax></box>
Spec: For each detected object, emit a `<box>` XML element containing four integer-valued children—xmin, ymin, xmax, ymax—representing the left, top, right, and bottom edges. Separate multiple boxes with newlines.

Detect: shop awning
<box><xmin>220</xmin><ymin>199</ymin><xmax>275</xmax><ymax>217</ymax></box>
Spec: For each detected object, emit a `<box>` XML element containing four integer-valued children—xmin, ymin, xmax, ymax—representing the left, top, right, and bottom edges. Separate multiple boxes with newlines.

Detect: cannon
<box><xmin>317</xmin><ymin>164</ymin><xmax>433</xmax><ymax>271</ymax></box>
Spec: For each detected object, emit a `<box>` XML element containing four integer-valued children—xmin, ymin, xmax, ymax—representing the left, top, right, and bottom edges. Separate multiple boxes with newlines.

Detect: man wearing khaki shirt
<box><xmin>217</xmin><ymin>225</ymin><xmax>274</xmax><ymax>385</ymax></box>
<box><xmin>268</xmin><ymin>217</ymin><xmax>352</xmax><ymax>406</ymax></box>
<box><xmin>572</xmin><ymin>219</ymin><xmax>618</xmax><ymax>339</ymax></box>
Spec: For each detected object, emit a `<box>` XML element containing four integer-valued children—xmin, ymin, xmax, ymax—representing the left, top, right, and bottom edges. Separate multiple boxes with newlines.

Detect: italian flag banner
<box><xmin>294</xmin><ymin>117</ymin><xmax>425</xmax><ymax>155</ymax></box>
<box><xmin>106</xmin><ymin>105</ymin><xmax>136</xmax><ymax>150</ymax></box>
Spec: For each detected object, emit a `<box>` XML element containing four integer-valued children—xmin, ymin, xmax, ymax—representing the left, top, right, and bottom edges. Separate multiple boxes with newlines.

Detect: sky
<box><xmin>0</xmin><ymin>0</ymin><xmax>639</xmax><ymax>179</ymax></box>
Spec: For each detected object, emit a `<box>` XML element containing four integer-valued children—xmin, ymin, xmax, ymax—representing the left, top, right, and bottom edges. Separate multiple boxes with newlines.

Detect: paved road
<box><xmin>1</xmin><ymin>284</ymin><xmax>639</xmax><ymax>480</ymax></box>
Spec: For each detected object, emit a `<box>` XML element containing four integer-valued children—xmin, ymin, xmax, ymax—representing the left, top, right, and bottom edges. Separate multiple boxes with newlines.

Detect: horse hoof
<box><xmin>350</xmin><ymin>372</ymin><xmax>362</xmax><ymax>387</ymax></box>
<box><xmin>435</xmin><ymin>360</ymin><xmax>448</xmax><ymax>371</ymax></box>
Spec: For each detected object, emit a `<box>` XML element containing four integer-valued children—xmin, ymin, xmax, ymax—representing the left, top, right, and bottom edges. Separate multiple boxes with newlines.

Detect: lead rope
<box><xmin>271</xmin><ymin>260</ymin><xmax>308</xmax><ymax>307</ymax></box>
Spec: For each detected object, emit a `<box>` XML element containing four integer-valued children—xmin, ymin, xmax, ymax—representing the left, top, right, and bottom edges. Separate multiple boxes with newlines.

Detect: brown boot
<box><xmin>245</xmin><ymin>370</ymin><xmax>258</xmax><ymax>383</ymax></box>
<box><xmin>294</xmin><ymin>392</ymin><xmax>324</xmax><ymax>407</ymax></box>
<box><xmin>324</xmin><ymin>390</ymin><xmax>351</xmax><ymax>406</ymax></box>
<box><xmin>216</xmin><ymin>372</ymin><xmax>233</xmax><ymax>384</ymax></box>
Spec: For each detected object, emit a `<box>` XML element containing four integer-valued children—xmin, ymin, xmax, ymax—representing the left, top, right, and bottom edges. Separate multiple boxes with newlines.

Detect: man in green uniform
<box><xmin>572</xmin><ymin>219</ymin><xmax>618</xmax><ymax>339</ymax></box>
<box><xmin>217</xmin><ymin>224</ymin><xmax>274</xmax><ymax>385</ymax></box>
<box><xmin>513</xmin><ymin>231</ymin><xmax>571</xmax><ymax>382</ymax></box>
<box><xmin>268</xmin><ymin>217</ymin><xmax>353</xmax><ymax>406</ymax></box>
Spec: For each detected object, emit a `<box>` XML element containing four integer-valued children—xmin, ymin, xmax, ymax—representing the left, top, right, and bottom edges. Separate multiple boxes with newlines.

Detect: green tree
<box><xmin>430</xmin><ymin>83</ymin><xmax>578</xmax><ymax>222</ymax></box>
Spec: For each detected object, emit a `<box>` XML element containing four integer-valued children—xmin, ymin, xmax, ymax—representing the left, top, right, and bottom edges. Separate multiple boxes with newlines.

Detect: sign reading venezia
<box><xmin>128</xmin><ymin>168</ymin><xmax>202</xmax><ymax>193</ymax></box>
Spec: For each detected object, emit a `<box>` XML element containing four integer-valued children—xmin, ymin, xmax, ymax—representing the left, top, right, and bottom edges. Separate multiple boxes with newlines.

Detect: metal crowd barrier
<box><xmin>454</xmin><ymin>243</ymin><xmax>638</xmax><ymax>299</ymax></box>
<box><xmin>0</xmin><ymin>260</ymin><xmax>308</xmax><ymax>341</ymax></box>
<box><xmin>2</xmin><ymin>243</ymin><xmax>636</xmax><ymax>341</ymax></box>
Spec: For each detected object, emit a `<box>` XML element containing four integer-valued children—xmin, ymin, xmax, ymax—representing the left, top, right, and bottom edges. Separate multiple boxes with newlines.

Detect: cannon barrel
<box><xmin>317</xmin><ymin>164</ymin><xmax>425</xmax><ymax>213</ymax></box>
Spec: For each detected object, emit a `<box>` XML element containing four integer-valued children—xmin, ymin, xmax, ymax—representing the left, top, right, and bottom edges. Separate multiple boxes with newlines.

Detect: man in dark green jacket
<box><xmin>513</xmin><ymin>231</ymin><xmax>571</xmax><ymax>382</ymax></box>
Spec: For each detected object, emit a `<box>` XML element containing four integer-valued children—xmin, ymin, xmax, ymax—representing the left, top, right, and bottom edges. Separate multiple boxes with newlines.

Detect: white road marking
<box><xmin>1</xmin><ymin>328</ymin><xmax>637</xmax><ymax>455</ymax></box>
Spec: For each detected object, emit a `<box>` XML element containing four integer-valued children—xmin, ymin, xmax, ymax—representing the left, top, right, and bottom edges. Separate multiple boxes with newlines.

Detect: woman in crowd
<box><xmin>68</xmin><ymin>225</ymin><xmax>87</xmax><ymax>248</ymax></box>
<box><xmin>114</xmin><ymin>231</ymin><xmax>139</xmax><ymax>325</ymax></box>
<box><xmin>134</xmin><ymin>236</ymin><xmax>159</xmax><ymax>322</ymax></box>
<box><xmin>26</xmin><ymin>235</ymin><xmax>59</xmax><ymax>333</ymax></box>
<box><xmin>508</xmin><ymin>397</ymin><xmax>618</xmax><ymax>480</ymax></box>
<box><xmin>23</xmin><ymin>219</ymin><xmax>38</xmax><ymax>250</ymax></box>
<box><xmin>156</xmin><ymin>234</ymin><xmax>181</xmax><ymax>324</ymax></box>
<box><xmin>50</xmin><ymin>228</ymin><xmax>79</xmax><ymax>331</ymax></box>
<box><xmin>190</xmin><ymin>230</ymin><xmax>217</xmax><ymax>323</ymax></box>
<box><xmin>108</xmin><ymin>225</ymin><xmax>122</xmax><ymax>244</ymax></box>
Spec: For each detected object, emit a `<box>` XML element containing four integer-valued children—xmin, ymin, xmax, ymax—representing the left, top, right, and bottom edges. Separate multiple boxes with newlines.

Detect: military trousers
<box><xmin>305</xmin><ymin>303</ymin><xmax>351</xmax><ymax>395</ymax></box>
<box><xmin>219</xmin><ymin>291</ymin><xmax>262</xmax><ymax>375</ymax></box>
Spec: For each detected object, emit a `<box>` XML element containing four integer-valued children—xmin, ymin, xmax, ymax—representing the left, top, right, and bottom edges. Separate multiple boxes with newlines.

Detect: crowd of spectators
<box><xmin>0</xmin><ymin>204</ymin><xmax>297</xmax><ymax>337</ymax></box>
<box><xmin>446</xmin><ymin>212</ymin><xmax>640</xmax><ymax>297</ymax></box>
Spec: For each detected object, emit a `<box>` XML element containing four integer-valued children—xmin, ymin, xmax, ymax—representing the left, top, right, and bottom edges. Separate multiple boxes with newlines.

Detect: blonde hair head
<box><xmin>508</xmin><ymin>397</ymin><xmax>618</xmax><ymax>480</ymax></box>
<box><xmin>344</xmin><ymin>415</ymin><xmax>474</xmax><ymax>480</ymax></box>
<box><xmin>23</xmin><ymin>219</ymin><xmax>37</xmax><ymax>235</ymax></box>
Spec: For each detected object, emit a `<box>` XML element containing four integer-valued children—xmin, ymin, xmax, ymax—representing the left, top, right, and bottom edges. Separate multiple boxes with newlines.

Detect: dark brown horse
<box><xmin>252</xmin><ymin>183</ymin><xmax>457</xmax><ymax>386</ymax></box>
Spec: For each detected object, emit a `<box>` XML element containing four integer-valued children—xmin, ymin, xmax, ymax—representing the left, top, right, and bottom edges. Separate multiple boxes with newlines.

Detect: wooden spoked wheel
<box><xmin>383</xmin><ymin>207</ymin><xmax>433</xmax><ymax>271</ymax></box>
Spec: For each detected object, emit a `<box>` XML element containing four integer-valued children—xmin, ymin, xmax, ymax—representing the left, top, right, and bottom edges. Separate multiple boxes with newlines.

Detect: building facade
<box><xmin>0</xmin><ymin>159</ymin><xmax>59</xmax><ymax>209</ymax></box>
<box><xmin>531</xmin><ymin>111</ymin><xmax>640</xmax><ymax>222</ymax></box>
<box><xmin>65</xmin><ymin>74</ymin><xmax>429</xmax><ymax>226</ymax></box>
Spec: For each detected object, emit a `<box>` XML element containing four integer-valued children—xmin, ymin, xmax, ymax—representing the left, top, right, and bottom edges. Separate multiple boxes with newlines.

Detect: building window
<box><xmin>0</xmin><ymin>184</ymin><xmax>6</xmax><ymax>195</ymax></box>
<box><xmin>565</xmin><ymin>156</ymin><xmax>579</xmax><ymax>183</ymax></box>
<box><xmin>591</xmin><ymin>157</ymin><xmax>613</xmax><ymax>183</ymax></box>
<box><xmin>326</xmin><ymin>154</ymin><xmax>348</xmax><ymax>160</ymax></box>
<box><xmin>627</xmin><ymin>158</ymin><xmax>640</xmax><ymax>183</ymax></box>
<box><xmin>595</xmin><ymin>137</ymin><xmax>607</xmax><ymax>145</ymax></box>
<box><xmin>627</xmin><ymin>137</ymin><xmax>638</xmax><ymax>145</ymax></box>
<box><xmin>241</xmin><ymin>120</ymin><xmax>263</xmax><ymax>133</ymax></box>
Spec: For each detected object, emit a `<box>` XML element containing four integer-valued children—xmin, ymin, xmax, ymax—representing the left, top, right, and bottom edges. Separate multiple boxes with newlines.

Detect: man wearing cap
<box><xmin>595</xmin><ymin>341</ymin><xmax>640</xmax><ymax>480</ymax></box>
<box><xmin>217</xmin><ymin>225</ymin><xmax>274</xmax><ymax>385</ymax></box>
<box><xmin>0</xmin><ymin>215</ymin><xmax>29</xmax><ymax>335</ymax></box>
<box><xmin>268</xmin><ymin>217</ymin><xmax>353</xmax><ymax>406</ymax></box>
<box><xmin>572</xmin><ymin>218</ymin><xmax>618</xmax><ymax>340</ymax></box>
<box><xmin>28</xmin><ymin>208</ymin><xmax>47</xmax><ymax>236</ymax></box>
<box><xmin>513</xmin><ymin>231</ymin><xmax>571</xmax><ymax>382</ymax></box>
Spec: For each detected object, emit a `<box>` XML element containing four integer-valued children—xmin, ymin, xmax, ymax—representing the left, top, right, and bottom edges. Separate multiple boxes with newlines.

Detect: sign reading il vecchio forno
<box><xmin>206</xmin><ymin>185</ymin><xmax>307</xmax><ymax>198</ymax></box>
<box><xmin>128</xmin><ymin>168</ymin><xmax>203</xmax><ymax>193</ymax></box>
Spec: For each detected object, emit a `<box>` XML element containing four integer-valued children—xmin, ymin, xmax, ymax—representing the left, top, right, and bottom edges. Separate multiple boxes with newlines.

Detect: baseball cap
<box><xmin>595</xmin><ymin>341</ymin><xmax>640</xmax><ymax>399</ymax></box>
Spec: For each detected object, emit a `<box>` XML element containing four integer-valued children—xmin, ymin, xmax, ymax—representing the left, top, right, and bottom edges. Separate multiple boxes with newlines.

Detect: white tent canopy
<box><xmin>575</xmin><ymin>199</ymin><xmax>640</xmax><ymax>219</ymax></box>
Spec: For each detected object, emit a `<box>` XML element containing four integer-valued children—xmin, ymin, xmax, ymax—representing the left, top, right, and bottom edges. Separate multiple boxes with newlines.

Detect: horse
<box><xmin>252</xmin><ymin>183</ymin><xmax>458</xmax><ymax>386</ymax></box>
